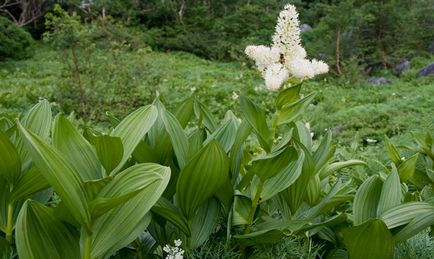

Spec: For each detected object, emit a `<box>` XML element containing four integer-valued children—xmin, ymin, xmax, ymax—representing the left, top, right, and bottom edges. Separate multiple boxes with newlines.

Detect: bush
<box><xmin>0</xmin><ymin>16</ymin><xmax>34</xmax><ymax>60</ymax></box>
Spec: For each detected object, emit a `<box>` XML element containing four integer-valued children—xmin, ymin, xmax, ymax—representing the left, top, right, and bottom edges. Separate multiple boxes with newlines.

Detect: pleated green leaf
<box><xmin>261</xmin><ymin>149</ymin><xmax>303</xmax><ymax>201</ymax></box>
<box><xmin>275</xmin><ymin>84</ymin><xmax>302</xmax><ymax>109</ymax></box>
<box><xmin>110</xmin><ymin>105</ymin><xmax>158</xmax><ymax>175</ymax></box>
<box><xmin>352</xmin><ymin>175</ymin><xmax>382</xmax><ymax>226</ymax></box>
<box><xmin>174</xmin><ymin>96</ymin><xmax>194</xmax><ymax>128</ymax></box>
<box><xmin>161</xmin><ymin>108</ymin><xmax>189</xmax><ymax>169</ymax></box>
<box><xmin>0</xmin><ymin>130</ymin><xmax>21</xmax><ymax>184</ymax></box>
<box><xmin>89</xmin><ymin>163</ymin><xmax>166</xmax><ymax>219</ymax></box>
<box><xmin>204</xmin><ymin>113</ymin><xmax>238</xmax><ymax>153</ymax></box>
<box><xmin>53</xmin><ymin>114</ymin><xmax>102</xmax><ymax>180</ymax></box>
<box><xmin>377</xmin><ymin>166</ymin><xmax>402</xmax><ymax>216</ymax></box>
<box><xmin>10</xmin><ymin>166</ymin><xmax>49</xmax><ymax>203</ymax></box>
<box><xmin>177</xmin><ymin>140</ymin><xmax>229</xmax><ymax>219</ymax></box>
<box><xmin>17</xmin><ymin>121</ymin><xmax>90</xmax><ymax>227</ymax></box>
<box><xmin>230</xmin><ymin>120</ymin><xmax>251</xmax><ymax>179</ymax></box>
<box><xmin>380</xmin><ymin>202</ymin><xmax>434</xmax><ymax>229</ymax></box>
<box><xmin>232</xmin><ymin>195</ymin><xmax>252</xmax><ymax>226</ymax></box>
<box><xmin>91</xmin><ymin>163</ymin><xmax>170</xmax><ymax>258</ymax></box>
<box><xmin>151</xmin><ymin>197</ymin><xmax>190</xmax><ymax>235</ymax></box>
<box><xmin>397</xmin><ymin>153</ymin><xmax>419</xmax><ymax>182</ymax></box>
<box><xmin>240</xmin><ymin>95</ymin><xmax>271</xmax><ymax>152</ymax></box>
<box><xmin>313</xmin><ymin>131</ymin><xmax>334</xmax><ymax>171</ymax></box>
<box><xmin>189</xmin><ymin>198</ymin><xmax>220</xmax><ymax>249</ymax></box>
<box><xmin>276</xmin><ymin>92</ymin><xmax>316</xmax><ymax>126</ymax></box>
<box><xmin>15</xmin><ymin>200</ymin><xmax>80</xmax><ymax>259</ymax></box>
<box><xmin>319</xmin><ymin>160</ymin><xmax>367</xmax><ymax>179</ymax></box>
<box><xmin>16</xmin><ymin>100</ymin><xmax>52</xmax><ymax>166</ymax></box>
<box><xmin>251</xmin><ymin>147</ymin><xmax>296</xmax><ymax>181</ymax></box>
<box><xmin>342</xmin><ymin>219</ymin><xmax>394</xmax><ymax>259</ymax></box>
<box><xmin>194</xmin><ymin>99</ymin><xmax>217</xmax><ymax>132</ymax></box>
<box><xmin>393</xmin><ymin>211</ymin><xmax>434</xmax><ymax>243</ymax></box>
<box><xmin>385</xmin><ymin>136</ymin><xmax>401</xmax><ymax>164</ymax></box>
<box><xmin>93</xmin><ymin>135</ymin><xmax>123</xmax><ymax>174</ymax></box>
<box><xmin>305</xmin><ymin>174</ymin><xmax>321</xmax><ymax>205</ymax></box>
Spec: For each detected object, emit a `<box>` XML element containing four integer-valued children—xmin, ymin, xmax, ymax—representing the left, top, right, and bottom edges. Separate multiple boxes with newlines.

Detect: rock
<box><xmin>428</xmin><ymin>41</ymin><xmax>434</xmax><ymax>53</ymax></box>
<box><xmin>367</xmin><ymin>77</ymin><xmax>391</xmax><ymax>85</ymax></box>
<box><xmin>418</xmin><ymin>62</ymin><xmax>434</xmax><ymax>77</ymax></box>
<box><xmin>300</xmin><ymin>24</ymin><xmax>312</xmax><ymax>33</ymax></box>
<box><xmin>394</xmin><ymin>59</ymin><xmax>411</xmax><ymax>76</ymax></box>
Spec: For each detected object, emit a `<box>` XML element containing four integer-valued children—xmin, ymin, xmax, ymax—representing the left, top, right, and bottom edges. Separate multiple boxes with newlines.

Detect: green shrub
<box><xmin>0</xmin><ymin>16</ymin><xmax>34</xmax><ymax>60</ymax></box>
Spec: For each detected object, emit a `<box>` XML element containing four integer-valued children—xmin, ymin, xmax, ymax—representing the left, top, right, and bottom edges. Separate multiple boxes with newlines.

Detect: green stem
<box><xmin>5</xmin><ymin>202</ymin><xmax>14</xmax><ymax>243</ymax></box>
<box><xmin>83</xmin><ymin>232</ymin><xmax>92</xmax><ymax>259</ymax></box>
<box><xmin>244</xmin><ymin>180</ymin><xmax>264</xmax><ymax>234</ymax></box>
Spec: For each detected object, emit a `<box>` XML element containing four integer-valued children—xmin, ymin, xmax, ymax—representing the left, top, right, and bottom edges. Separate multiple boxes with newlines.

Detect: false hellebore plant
<box><xmin>1</xmin><ymin>4</ymin><xmax>434</xmax><ymax>259</ymax></box>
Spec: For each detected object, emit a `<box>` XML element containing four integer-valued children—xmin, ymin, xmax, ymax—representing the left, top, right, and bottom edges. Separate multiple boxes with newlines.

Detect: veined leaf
<box><xmin>53</xmin><ymin>114</ymin><xmax>102</xmax><ymax>180</ymax></box>
<box><xmin>275</xmin><ymin>83</ymin><xmax>302</xmax><ymax>109</ymax></box>
<box><xmin>385</xmin><ymin>136</ymin><xmax>401</xmax><ymax>164</ymax></box>
<box><xmin>174</xmin><ymin>96</ymin><xmax>194</xmax><ymax>128</ymax></box>
<box><xmin>342</xmin><ymin>219</ymin><xmax>394</xmax><ymax>259</ymax></box>
<box><xmin>160</xmin><ymin>108</ymin><xmax>189</xmax><ymax>169</ymax></box>
<box><xmin>93</xmin><ymin>135</ymin><xmax>123</xmax><ymax>175</ymax></box>
<box><xmin>251</xmin><ymin>147</ymin><xmax>296</xmax><ymax>181</ymax></box>
<box><xmin>0</xmin><ymin>130</ymin><xmax>21</xmax><ymax>185</ymax></box>
<box><xmin>240</xmin><ymin>95</ymin><xmax>271</xmax><ymax>152</ymax></box>
<box><xmin>352</xmin><ymin>175</ymin><xmax>382</xmax><ymax>226</ymax></box>
<box><xmin>377</xmin><ymin>166</ymin><xmax>402</xmax><ymax>216</ymax></box>
<box><xmin>261</xmin><ymin>150</ymin><xmax>304</xmax><ymax>201</ymax></box>
<box><xmin>189</xmin><ymin>198</ymin><xmax>220</xmax><ymax>249</ymax></box>
<box><xmin>177</xmin><ymin>140</ymin><xmax>229</xmax><ymax>219</ymax></box>
<box><xmin>276</xmin><ymin>92</ymin><xmax>316</xmax><ymax>126</ymax></box>
<box><xmin>397</xmin><ymin>153</ymin><xmax>419</xmax><ymax>182</ymax></box>
<box><xmin>10</xmin><ymin>166</ymin><xmax>49</xmax><ymax>203</ymax></box>
<box><xmin>91</xmin><ymin>164</ymin><xmax>170</xmax><ymax>258</ymax></box>
<box><xmin>110</xmin><ymin>105</ymin><xmax>158</xmax><ymax>175</ymax></box>
<box><xmin>393</xmin><ymin>211</ymin><xmax>434</xmax><ymax>243</ymax></box>
<box><xmin>16</xmin><ymin>200</ymin><xmax>80</xmax><ymax>259</ymax></box>
<box><xmin>319</xmin><ymin>160</ymin><xmax>367</xmax><ymax>179</ymax></box>
<box><xmin>230</xmin><ymin>120</ymin><xmax>251</xmax><ymax>179</ymax></box>
<box><xmin>152</xmin><ymin>197</ymin><xmax>190</xmax><ymax>235</ymax></box>
<box><xmin>194</xmin><ymin>99</ymin><xmax>217</xmax><ymax>132</ymax></box>
<box><xmin>380</xmin><ymin>202</ymin><xmax>434</xmax><ymax>229</ymax></box>
<box><xmin>204</xmin><ymin>113</ymin><xmax>238</xmax><ymax>153</ymax></box>
<box><xmin>313</xmin><ymin>131</ymin><xmax>334</xmax><ymax>172</ymax></box>
<box><xmin>17</xmin><ymin>122</ymin><xmax>90</xmax><ymax>227</ymax></box>
<box><xmin>89</xmin><ymin>163</ymin><xmax>167</xmax><ymax>219</ymax></box>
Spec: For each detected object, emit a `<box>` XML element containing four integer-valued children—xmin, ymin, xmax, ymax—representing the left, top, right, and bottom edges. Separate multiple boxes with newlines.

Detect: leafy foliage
<box><xmin>0</xmin><ymin>16</ymin><xmax>34</xmax><ymax>60</ymax></box>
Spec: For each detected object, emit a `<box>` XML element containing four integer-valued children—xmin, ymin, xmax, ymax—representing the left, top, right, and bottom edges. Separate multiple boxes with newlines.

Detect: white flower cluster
<box><xmin>163</xmin><ymin>239</ymin><xmax>184</xmax><ymax>259</ymax></box>
<box><xmin>245</xmin><ymin>4</ymin><xmax>329</xmax><ymax>91</ymax></box>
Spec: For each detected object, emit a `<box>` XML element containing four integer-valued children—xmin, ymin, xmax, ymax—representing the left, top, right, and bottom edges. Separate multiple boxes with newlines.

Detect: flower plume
<box><xmin>245</xmin><ymin>4</ymin><xmax>328</xmax><ymax>90</ymax></box>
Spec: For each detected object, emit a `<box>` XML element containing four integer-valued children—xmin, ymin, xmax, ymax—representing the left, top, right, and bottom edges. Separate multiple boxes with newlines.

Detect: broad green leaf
<box><xmin>313</xmin><ymin>131</ymin><xmax>335</xmax><ymax>171</ymax></box>
<box><xmin>187</xmin><ymin>128</ymin><xmax>204</xmax><ymax>159</ymax></box>
<box><xmin>230</xmin><ymin>120</ymin><xmax>251</xmax><ymax>179</ymax></box>
<box><xmin>110</xmin><ymin>105</ymin><xmax>158</xmax><ymax>175</ymax></box>
<box><xmin>177</xmin><ymin>140</ymin><xmax>229</xmax><ymax>219</ymax></box>
<box><xmin>91</xmin><ymin>164</ymin><xmax>170</xmax><ymax>258</ymax></box>
<box><xmin>385</xmin><ymin>136</ymin><xmax>401</xmax><ymax>164</ymax></box>
<box><xmin>251</xmin><ymin>147</ymin><xmax>296</xmax><ymax>181</ymax></box>
<box><xmin>189</xmin><ymin>198</ymin><xmax>219</xmax><ymax>249</ymax></box>
<box><xmin>377</xmin><ymin>166</ymin><xmax>402</xmax><ymax>215</ymax></box>
<box><xmin>204</xmin><ymin>113</ymin><xmax>238</xmax><ymax>153</ymax></box>
<box><xmin>319</xmin><ymin>160</ymin><xmax>367</xmax><ymax>179</ymax></box>
<box><xmin>194</xmin><ymin>99</ymin><xmax>217</xmax><ymax>132</ymax></box>
<box><xmin>342</xmin><ymin>219</ymin><xmax>394</xmax><ymax>259</ymax></box>
<box><xmin>232</xmin><ymin>195</ymin><xmax>252</xmax><ymax>226</ymax></box>
<box><xmin>306</xmin><ymin>174</ymin><xmax>321</xmax><ymax>205</ymax></box>
<box><xmin>283</xmin><ymin>143</ymin><xmax>316</xmax><ymax>214</ymax></box>
<box><xmin>352</xmin><ymin>176</ymin><xmax>382</xmax><ymax>225</ymax></box>
<box><xmin>160</xmin><ymin>108</ymin><xmax>189</xmax><ymax>169</ymax></box>
<box><xmin>0</xmin><ymin>130</ymin><xmax>21</xmax><ymax>184</ymax></box>
<box><xmin>276</xmin><ymin>92</ymin><xmax>316</xmax><ymax>126</ymax></box>
<box><xmin>275</xmin><ymin>84</ymin><xmax>302</xmax><ymax>109</ymax></box>
<box><xmin>151</xmin><ymin>197</ymin><xmax>190</xmax><ymax>235</ymax></box>
<box><xmin>393</xmin><ymin>211</ymin><xmax>434</xmax><ymax>243</ymax></box>
<box><xmin>10</xmin><ymin>166</ymin><xmax>49</xmax><ymax>203</ymax></box>
<box><xmin>294</xmin><ymin>122</ymin><xmax>312</xmax><ymax>151</ymax></box>
<box><xmin>261</xmin><ymin>150</ymin><xmax>304</xmax><ymax>201</ymax></box>
<box><xmin>53</xmin><ymin>114</ymin><xmax>102</xmax><ymax>180</ymax></box>
<box><xmin>16</xmin><ymin>100</ymin><xmax>52</xmax><ymax>166</ymax></box>
<box><xmin>17</xmin><ymin>122</ymin><xmax>90</xmax><ymax>227</ymax></box>
<box><xmin>174</xmin><ymin>96</ymin><xmax>194</xmax><ymax>128</ymax></box>
<box><xmin>89</xmin><ymin>163</ymin><xmax>167</xmax><ymax>219</ymax></box>
<box><xmin>132</xmin><ymin>140</ymin><xmax>160</xmax><ymax>163</ymax></box>
<box><xmin>380</xmin><ymin>202</ymin><xmax>434</xmax><ymax>229</ymax></box>
<box><xmin>16</xmin><ymin>200</ymin><xmax>80</xmax><ymax>259</ymax></box>
<box><xmin>84</xmin><ymin>178</ymin><xmax>112</xmax><ymax>201</ymax></box>
<box><xmin>397</xmin><ymin>153</ymin><xmax>419</xmax><ymax>182</ymax></box>
<box><xmin>240</xmin><ymin>95</ymin><xmax>271</xmax><ymax>152</ymax></box>
<box><xmin>93</xmin><ymin>135</ymin><xmax>123</xmax><ymax>174</ymax></box>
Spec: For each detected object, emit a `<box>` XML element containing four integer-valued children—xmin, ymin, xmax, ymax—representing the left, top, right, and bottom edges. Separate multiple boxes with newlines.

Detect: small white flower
<box><xmin>164</xmin><ymin>240</ymin><xmax>184</xmax><ymax>259</ymax></box>
<box><xmin>264</xmin><ymin>63</ymin><xmax>289</xmax><ymax>91</ymax></box>
<box><xmin>287</xmin><ymin>58</ymin><xmax>314</xmax><ymax>79</ymax></box>
<box><xmin>190</xmin><ymin>87</ymin><xmax>196</xmax><ymax>92</ymax></box>
<box><xmin>232</xmin><ymin>91</ymin><xmax>239</xmax><ymax>100</ymax></box>
<box><xmin>310</xmin><ymin>59</ymin><xmax>329</xmax><ymax>75</ymax></box>
<box><xmin>174</xmin><ymin>239</ymin><xmax>182</xmax><ymax>247</ymax></box>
